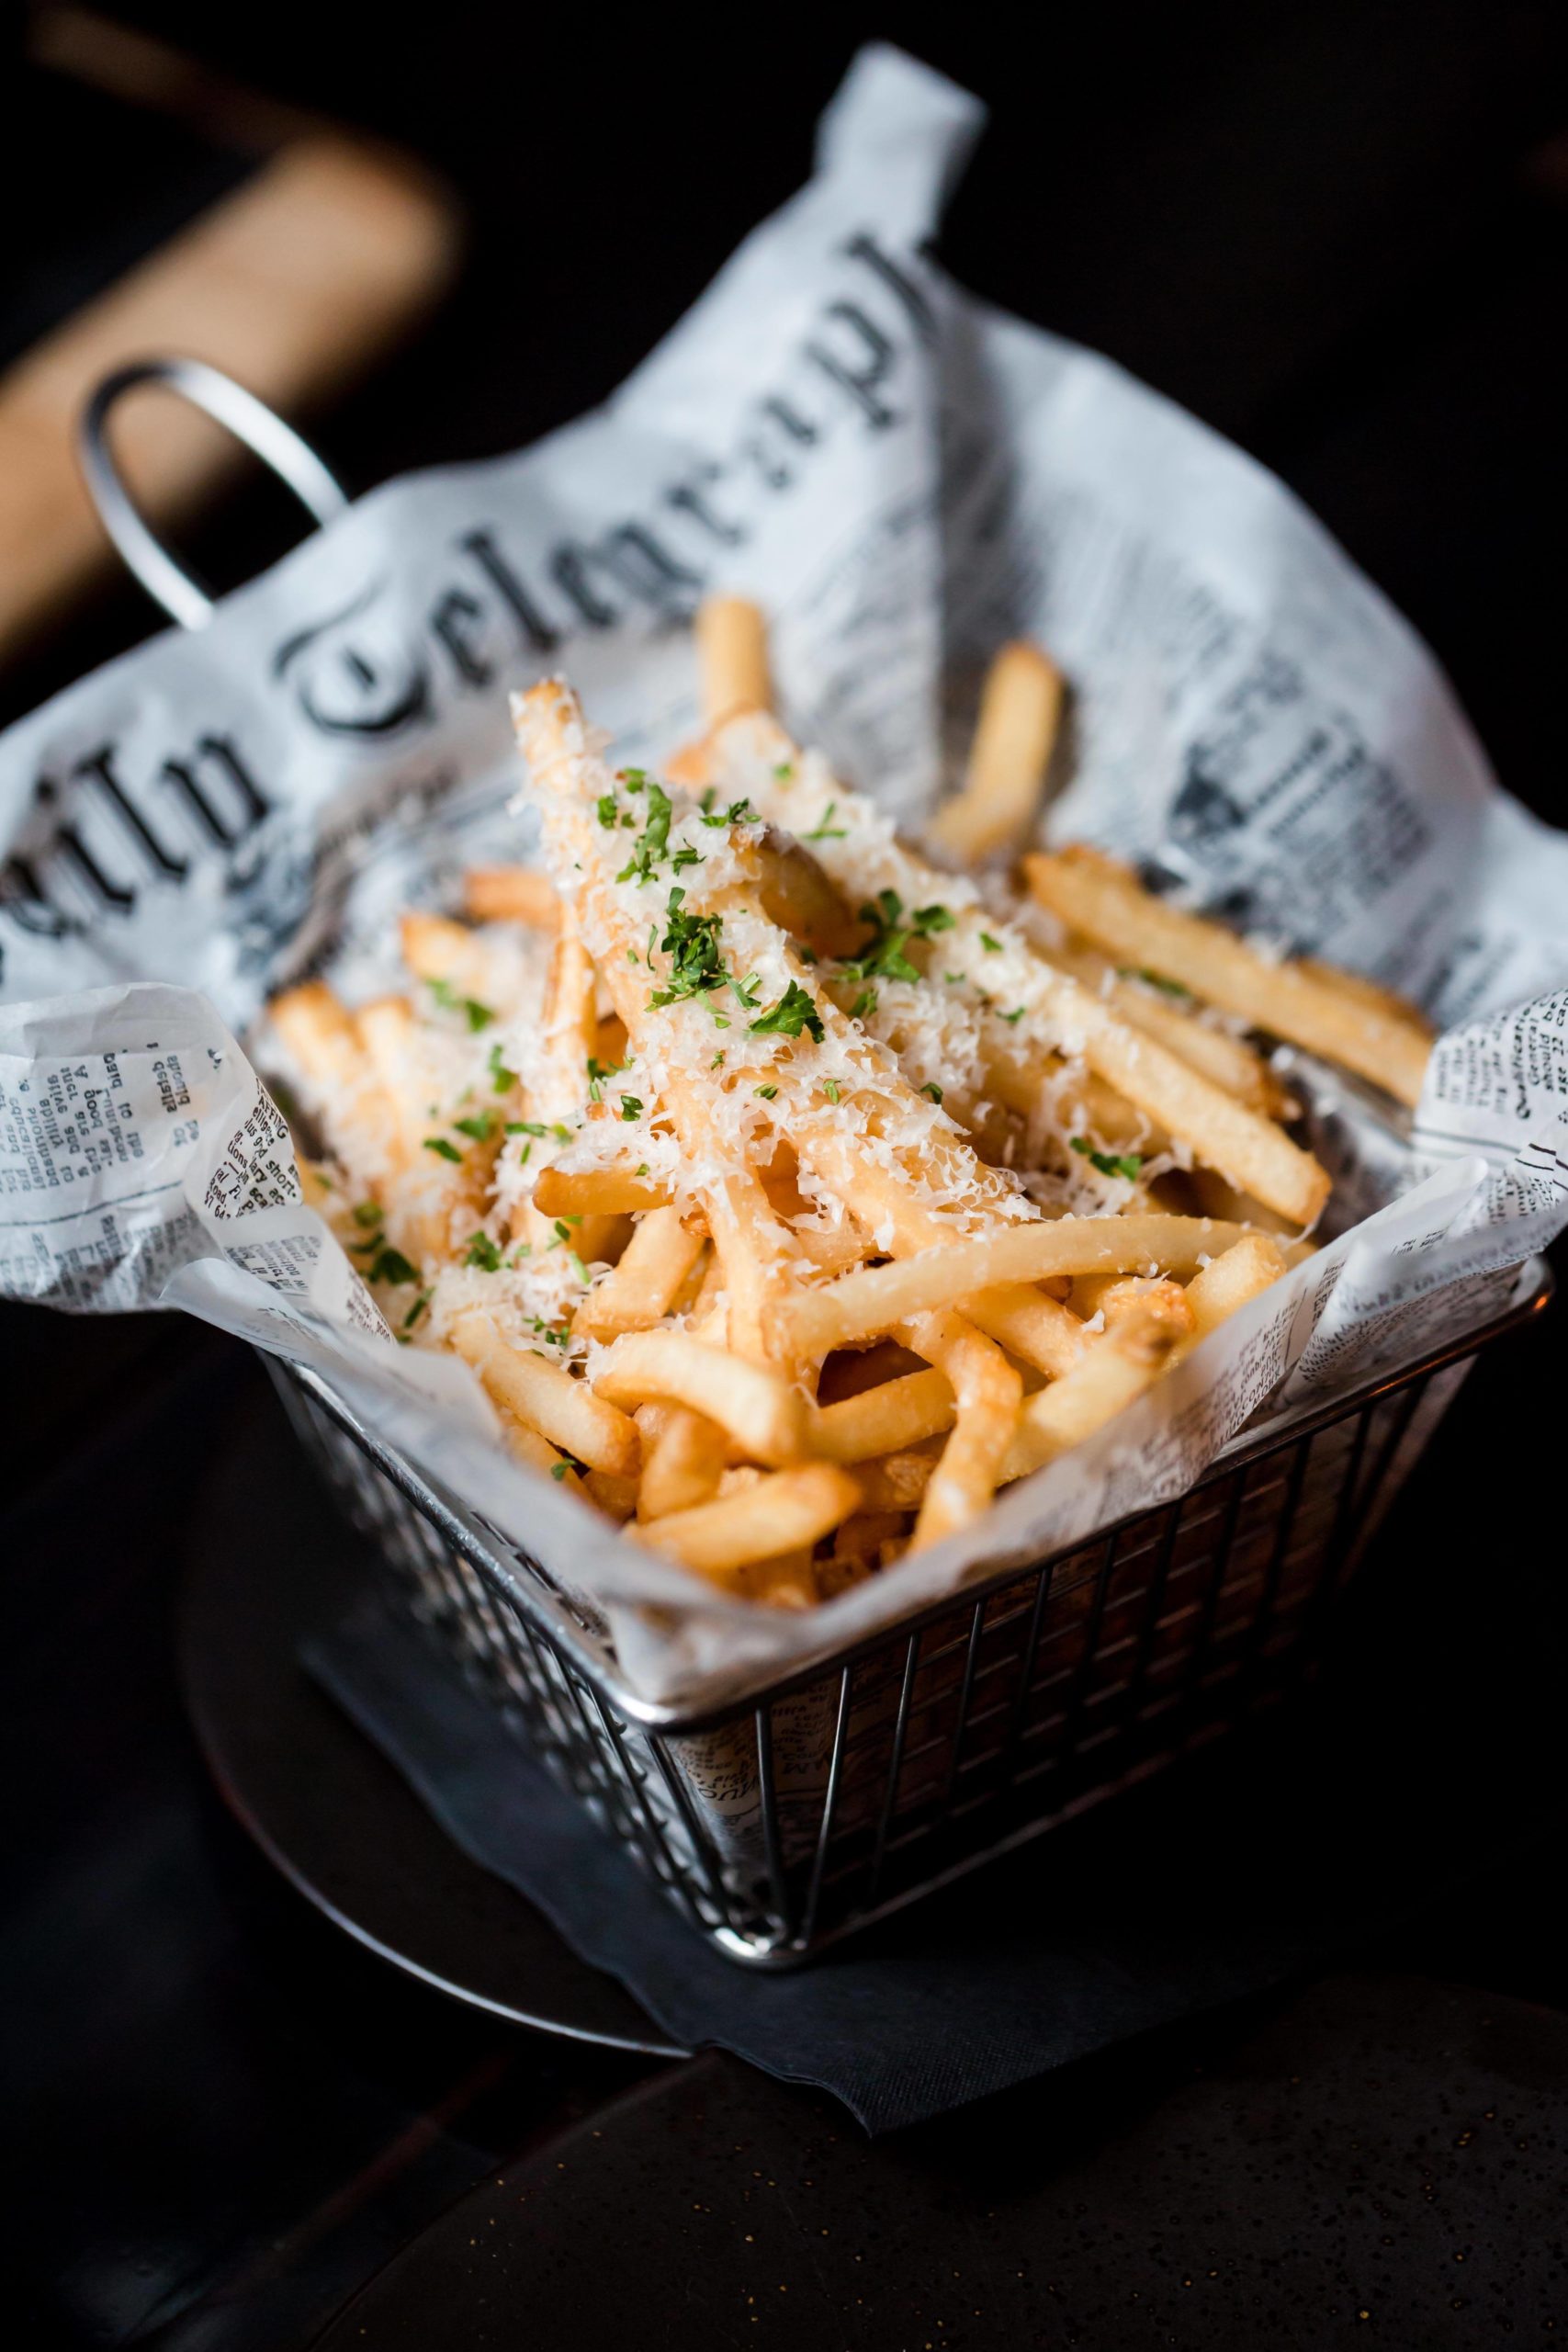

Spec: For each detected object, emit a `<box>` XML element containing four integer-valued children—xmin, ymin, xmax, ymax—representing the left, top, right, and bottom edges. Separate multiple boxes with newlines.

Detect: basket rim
<box><xmin>276</xmin><ymin>1256</ymin><xmax>1552</xmax><ymax>1734</ymax></box>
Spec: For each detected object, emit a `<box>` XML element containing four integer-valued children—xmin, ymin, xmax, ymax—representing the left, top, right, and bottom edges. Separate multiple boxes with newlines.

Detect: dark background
<box><xmin>3</xmin><ymin>3</ymin><xmax>1566</xmax><ymax>2346</ymax></box>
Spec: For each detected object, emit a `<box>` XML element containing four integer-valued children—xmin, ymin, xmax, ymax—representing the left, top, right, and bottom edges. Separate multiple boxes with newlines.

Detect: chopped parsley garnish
<box><xmin>749</xmin><ymin>978</ymin><xmax>824</xmax><ymax>1042</ymax></box>
<box><xmin>850</xmin><ymin>988</ymin><xmax>877</xmax><ymax>1022</ymax></box>
<box><xmin>648</xmin><ymin>890</ymin><xmax>728</xmax><ymax>1007</ymax></box>
<box><xmin>620</xmin><ymin>767</ymin><xmax>648</xmax><ymax>792</ymax></box>
<box><xmin>585</xmin><ymin>1055</ymin><xmax>629</xmax><ymax>1104</ymax></box>
<box><xmin>550</xmin><ymin>1461</ymin><xmax>570</xmax><ymax>1480</ymax></box>
<box><xmin>1070</xmin><ymin>1136</ymin><xmax>1145</xmax><ymax>1182</ymax></box>
<box><xmin>711</xmin><ymin>1050</ymin><xmax>726</xmax><ymax>1068</ymax></box>
<box><xmin>921</xmin><ymin>1082</ymin><xmax>943</xmax><ymax>1103</ymax></box>
<box><xmin>1118</xmin><ymin>965</ymin><xmax>1193</xmax><ymax>1000</ymax></box>
<box><xmin>595</xmin><ymin>792</ymin><xmax>619</xmax><ymax>828</ymax></box>
<box><xmin>618</xmin><ymin>1094</ymin><xmax>643</xmax><ymax>1122</ymax></box>
<box><xmin>699</xmin><ymin>795</ymin><xmax>757</xmax><ymax>829</ymax></box>
<box><xmin>352</xmin><ymin>1200</ymin><xmax>383</xmax><ymax>1229</ymax></box>
<box><xmin>999</xmin><ymin>1006</ymin><xmax>1026</xmax><ymax>1026</ymax></box>
<box><xmin>425</xmin><ymin>976</ymin><xmax>494</xmax><ymax>1031</ymax></box>
<box><xmin>773</xmin><ymin>761</ymin><xmax>794</xmax><ymax>780</ymax></box>
<box><xmin>454</xmin><ymin>1111</ymin><xmax>494</xmax><ymax>1141</ymax></box>
<box><xmin>754</xmin><ymin>1083</ymin><xmax>779</xmax><ymax>1101</ymax></box>
<box><xmin>979</xmin><ymin>933</ymin><xmax>1002</xmax><ymax>953</ymax></box>
<box><xmin>837</xmin><ymin>889</ymin><xmax>953</xmax><ymax>986</ymax></box>
<box><xmin>487</xmin><ymin>1042</ymin><xmax>517</xmax><ymax>1092</ymax></box>
<box><xmin>728</xmin><ymin>972</ymin><xmax>762</xmax><ymax>1012</ymax></box>
<box><xmin>423</xmin><ymin>1136</ymin><xmax>462</xmax><ymax>1163</ymax></box>
<box><xmin>552</xmin><ymin>1219</ymin><xmax>575</xmax><ymax>1245</ymax></box>
<box><xmin>615</xmin><ymin>778</ymin><xmax>673</xmax><ymax>886</ymax></box>
<box><xmin>670</xmin><ymin>844</ymin><xmax>705</xmax><ymax>874</ymax></box>
<box><xmin>806</xmin><ymin>802</ymin><xmax>848</xmax><ymax>841</ymax></box>
<box><xmin>823</xmin><ymin>1079</ymin><xmax>840</xmax><ymax>1104</ymax></box>
<box><xmin>402</xmin><ymin>1290</ymin><xmax>432</xmax><ymax>1330</ymax></box>
<box><xmin>367</xmin><ymin>1245</ymin><xmax>419</xmax><ymax>1287</ymax></box>
<box><xmin>464</xmin><ymin>1232</ymin><xmax>503</xmax><ymax>1272</ymax></box>
<box><xmin>507</xmin><ymin>1119</ymin><xmax>547</xmax><ymax>1137</ymax></box>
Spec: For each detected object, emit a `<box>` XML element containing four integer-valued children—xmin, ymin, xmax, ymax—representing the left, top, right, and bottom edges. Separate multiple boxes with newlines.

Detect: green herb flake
<box><xmin>454</xmin><ymin>1111</ymin><xmax>494</xmax><ymax>1141</ymax></box>
<box><xmin>550</xmin><ymin>1460</ymin><xmax>570</xmax><ymax>1481</ymax></box>
<box><xmin>425</xmin><ymin>975</ymin><xmax>494</xmax><ymax>1031</ymax></box>
<box><xmin>823</xmin><ymin>1079</ymin><xmax>840</xmax><ymax>1104</ymax></box>
<box><xmin>754</xmin><ymin>1083</ymin><xmax>779</xmax><ymax>1101</ymax></box>
<box><xmin>999</xmin><ymin>1006</ymin><xmax>1026</xmax><ymax>1026</ymax></box>
<box><xmin>464</xmin><ymin>1232</ymin><xmax>503</xmax><ymax>1272</ymax></box>
<box><xmin>368</xmin><ymin>1245</ymin><xmax>420</xmax><ymax>1287</ymax></box>
<box><xmin>1070</xmin><ymin>1136</ymin><xmax>1145</xmax><ymax>1182</ymax></box>
<box><xmin>595</xmin><ymin>792</ymin><xmax>619</xmax><ymax>828</ymax></box>
<box><xmin>979</xmin><ymin>933</ymin><xmax>1002</xmax><ymax>953</ymax></box>
<box><xmin>351</xmin><ymin>1201</ymin><xmax>383</xmax><ymax>1230</ymax></box>
<box><xmin>850</xmin><ymin>988</ymin><xmax>877</xmax><ymax>1022</ymax></box>
<box><xmin>806</xmin><ymin>802</ymin><xmax>848</xmax><ymax>841</ymax></box>
<box><xmin>618</xmin><ymin>1094</ymin><xmax>643</xmax><ymax>1122</ymax></box>
<box><xmin>1118</xmin><ymin>965</ymin><xmax>1194</xmax><ymax>1000</ymax></box>
<box><xmin>615</xmin><ymin>778</ymin><xmax>673</xmax><ymax>886</ymax></box>
<box><xmin>921</xmin><ymin>1082</ymin><xmax>943</xmax><ymax>1104</ymax></box>
<box><xmin>699</xmin><ymin>796</ymin><xmax>757</xmax><ymax>830</ymax></box>
<box><xmin>423</xmin><ymin>1136</ymin><xmax>463</xmax><ymax>1163</ymax></box>
<box><xmin>648</xmin><ymin>890</ymin><xmax>728</xmax><ymax>1008</ymax></box>
<box><xmin>487</xmin><ymin>1042</ymin><xmax>518</xmax><ymax>1093</ymax></box>
<box><xmin>402</xmin><ymin>1289</ymin><xmax>432</xmax><ymax>1331</ymax></box>
<box><xmin>773</xmin><ymin>761</ymin><xmax>794</xmax><ymax>780</ymax></box>
<box><xmin>749</xmin><ymin>978</ymin><xmax>824</xmax><ymax>1043</ymax></box>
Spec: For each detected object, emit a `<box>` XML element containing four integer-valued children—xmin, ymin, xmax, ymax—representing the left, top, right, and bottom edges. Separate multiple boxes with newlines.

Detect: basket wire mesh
<box><xmin>272</xmin><ymin>1266</ymin><xmax>1549</xmax><ymax>1965</ymax></box>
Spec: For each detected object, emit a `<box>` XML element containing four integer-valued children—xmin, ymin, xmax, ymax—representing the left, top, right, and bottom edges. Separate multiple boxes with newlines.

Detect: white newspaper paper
<box><xmin>2</xmin><ymin>46</ymin><xmax>1563</xmax><ymax>1704</ymax></box>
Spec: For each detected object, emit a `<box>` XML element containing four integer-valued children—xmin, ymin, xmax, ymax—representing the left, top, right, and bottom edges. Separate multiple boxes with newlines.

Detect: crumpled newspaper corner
<box><xmin>1</xmin><ymin>44</ymin><xmax>1563</xmax><ymax>1705</ymax></box>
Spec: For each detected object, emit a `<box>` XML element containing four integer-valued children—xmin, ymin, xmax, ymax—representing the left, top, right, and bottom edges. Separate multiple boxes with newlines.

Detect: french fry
<box><xmin>929</xmin><ymin>639</ymin><xmax>1063</xmax><ymax>863</ymax></box>
<box><xmin>775</xmin><ymin>1215</ymin><xmax>1247</xmax><ymax>1361</ymax></box>
<box><xmin>807</xmin><ymin>1366</ymin><xmax>956</xmax><ymax>1463</ymax></box>
<box><xmin>355</xmin><ymin>995</ymin><xmax>491</xmax><ymax>1261</ymax></box>
<box><xmin>462</xmin><ymin>865</ymin><xmax>561</xmax><ymax>928</ymax></box>
<box><xmin>494</xmin><ymin>1411</ymin><xmax>584</xmax><ymax>1490</ymax></box>
<box><xmin>271</xmin><ymin>979</ymin><xmax>368</xmax><ymax>1097</ymax></box>
<box><xmin>707</xmin><ymin>711</ymin><xmax>1330</xmax><ymax>1225</ymax></box>
<box><xmin>1181</xmin><ymin>1232</ymin><xmax>1289</xmax><ymax>1347</ymax></box>
<box><xmin>898</xmin><ymin>1309</ymin><xmax>1021</xmax><ymax>1549</ymax></box>
<box><xmin>1023</xmin><ymin>847</ymin><xmax>1433</xmax><ymax>1106</ymax></box>
<box><xmin>636</xmin><ymin>1462</ymin><xmax>862</xmax><ymax>1584</ymax></box>
<box><xmin>399</xmin><ymin>910</ymin><xmax>513</xmax><ymax>1011</ymax></box>
<box><xmin>1039</xmin><ymin>937</ymin><xmax>1292</xmax><ymax>1115</ymax></box>
<box><xmin>696</xmin><ymin>594</ymin><xmax>771</xmax><ymax>725</ymax></box>
<box><xmin>574</xmin><ymin>1205</ymin><xmax>705</xmax><ymax>1340</ymax></box>
<box><xmin>1001</xmin><ymin>1306</ymin><xmax>1180</xmax><ymax>1483</ymax></box>
<box><xmin>964</xmin><ymin>1281</ymin><xmax>1086</xmax><ymax>1379</ymax></box>
<box><xmin>1068</xmin><ymin>1272</ymin><xmax>1195</xmax><ymax>1342</ymax></box>
<box><xmin>853</xmin><ymin>1452</ymin><xmax>936</xmax><ymax>1510</ymax></box>
<box><xmin>593</xmin><ymin>1329</ymin><xmax>808</xmax><ymax>1466</ymax></box>
<box><xmin>637</xmin><ymin>1406</ymin><xmax>728</xmax><ymax>1520</ymax></box>
<box><xmin>448</xmin><ymin>1307</ymin><xmax>640</xmax><ymax>1478</ymax></box>
<box><xmin>533</xmin><ymin>1164</ymin><xmax>673</xmax><ymax>1217</ymax></box>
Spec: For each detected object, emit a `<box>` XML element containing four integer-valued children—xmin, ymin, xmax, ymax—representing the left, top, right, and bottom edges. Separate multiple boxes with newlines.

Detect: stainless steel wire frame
<box><xmin>271</xmin><ymin>1262</ymin><xmax>1551</xmax><ymax>1965</ymax></box>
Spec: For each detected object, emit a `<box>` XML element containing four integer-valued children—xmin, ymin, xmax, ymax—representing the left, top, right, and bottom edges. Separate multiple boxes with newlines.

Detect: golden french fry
<box><xmin>1068</xmin><ymin>1272</ymin><xmax>1195</xmax><ymax>1343</ymax></box>
<box><xmin>593</xmin><ymin>1329</ymin><xmax>808</xmax><ymax>1466</ymax></box>
<box><xmin>449</xmin><ymin>1308</ymin><xmax>640</xmax><ymax>1479</ymax></box>
<box><xmin>776</xmin><ymin>1216</ymin><xmax>1247</xmax><ymax>1361</ymax></box>
<box><xmin>964</xmin><ymin>1282</ymin><xmax>1085</xmax><ymax>1379</ymax></box>
<box><xmin>853</xmin><ymin>1452</ymin><xmax>936</xmax><ymax>1510</ymax></box>
<box><xmin>270</xmin><ymin>980</ymin><xmax>365</xmax><ymax>1096</ymax></box>
<box><xmin>807</xmin><ymin>1366</ymin><xmax>955</xmax><ymax>1463</ymax></box>
<box><xmin>462</xmin><ymin>865</ymin><xmax>561</xmax><ymax>928</ymax></box>
<box><xmin>1001</xmin><ymin>1306</ymin><xmax>1180</xmax><ymax>1483</ymax></box>
<box><xmin>573</xmin><ymin>1206</ymin><xmax>705</xmax><ymax>1340</ymax></box>
<box><xmin>898</xmin><ymin>1309</ymin><xmax>1021</xmax><ymax>1549</ymax></box>
<box><xmin>531</xmin><ymin>1164</ymin><xmax>673</xmax><ymax>1219</ymax></box>
<box><xmin>496</xmin><ymin>1411</ymin><xmax>584</xmax><ymax>1490</ymax></box>
<box><xmin>929</xmin><ymin>640</ymin><xmax>1063</xmax><ymax>863</ymax></box>
<box><xmin>1023</xmin><ymin>848</ymin><xmax>1433</xmax><ymax>1107</ymax></box>
<box><xmin>1181</xmin><ymin>1232</ymin><xmax>1289</xmax><ymax>1347</ymax></box>
<box><xmin>637</xmin><ymin>1406</ymin><xmax>729</xmax><ymax>1520</ymax></box>
<box><xmin>1041</xmin><ymin>937</ymin><xmax>1291</xmax><ymax>1116</ymax></box>
<box><xmin>398</xmin><ymin>910</ymin><xmax>509</xmax><ymax>1010</ymax></box>
<box><xmin>636</xmin><ymin>1462</ymin><xmax>862</xmax><ymax>1584</ymax></box>
<box><xmin>696</xmin><ymin>594</ymin><xmax>771</xmax><ymax>725</ymax></box>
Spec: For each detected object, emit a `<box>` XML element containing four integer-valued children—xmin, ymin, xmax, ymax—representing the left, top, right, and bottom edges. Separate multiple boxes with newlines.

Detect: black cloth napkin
<box><xmin>302</xmin><ymin>1535</ymin><xmax>1561</xmax><ymax>2135</ymax></box>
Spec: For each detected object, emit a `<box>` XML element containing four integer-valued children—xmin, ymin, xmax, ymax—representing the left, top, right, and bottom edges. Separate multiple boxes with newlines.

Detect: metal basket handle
<box><xmin>78</xmin><ymin>357</ymin><xmax>349</xmax><ymax>630</ymax></box>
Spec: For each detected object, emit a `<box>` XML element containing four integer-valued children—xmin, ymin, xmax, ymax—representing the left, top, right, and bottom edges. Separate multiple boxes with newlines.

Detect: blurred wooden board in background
<box><xmin>0</xmin><ymin>7</ymin><xmax>462</xmax><ymax>662</ymax></box>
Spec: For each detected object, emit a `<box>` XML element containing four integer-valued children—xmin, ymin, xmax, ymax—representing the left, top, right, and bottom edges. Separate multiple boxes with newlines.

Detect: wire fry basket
<box><xmin>270</xmin><ymin>1261</ymin><xmax>1550</xmax><ymax>1966</ymax></box>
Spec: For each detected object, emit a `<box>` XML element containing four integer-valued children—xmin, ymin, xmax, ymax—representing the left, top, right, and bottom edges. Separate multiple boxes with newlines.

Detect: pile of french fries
<box><xmin>268</xmin><ymin>600</ymin><xmax>1436</xmax><ymax>1609</ymax></box>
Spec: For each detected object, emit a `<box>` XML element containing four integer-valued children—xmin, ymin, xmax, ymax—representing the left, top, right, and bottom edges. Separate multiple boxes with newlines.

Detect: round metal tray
<box><xmin>178</xmin><ymin>1388</ymin><xmax>687</xmax><ymax>2059</ymax></box>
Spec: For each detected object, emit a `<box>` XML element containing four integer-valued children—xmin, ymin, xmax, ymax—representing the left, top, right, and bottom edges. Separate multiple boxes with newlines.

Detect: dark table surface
<box><xmin>3</xmin><ymin>5</ymin><xmax>1566</xmax><ymax>2345</ymax></box>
